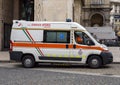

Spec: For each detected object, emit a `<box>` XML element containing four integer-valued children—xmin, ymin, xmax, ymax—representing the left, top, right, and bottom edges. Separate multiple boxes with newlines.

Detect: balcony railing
<box><xmin>90</xmin><ymin>0</ymin><xmax>104</xmax><ymax>6</ymax></box>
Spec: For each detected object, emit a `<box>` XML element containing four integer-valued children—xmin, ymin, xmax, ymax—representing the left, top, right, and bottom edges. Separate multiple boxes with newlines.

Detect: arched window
<box><xmin>91</xmin><ymin>13</ymin><xmax>103</xmax><ymax>27</ymax></box>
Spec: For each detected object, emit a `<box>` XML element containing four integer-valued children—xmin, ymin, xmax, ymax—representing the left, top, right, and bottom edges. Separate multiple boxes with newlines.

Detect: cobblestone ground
<box><xmin>33</xmin><ymin>63</ymin><xmax>120</xmax><ymax>75</ymax></box>
<box><xmin>1</xmin><ymin>63</ymin><xmax>120</xmax><ymax>75</ymax></box>
<box><xmin>0</xmin><ymin>66</ymin><xmax>120</xmax><ymax>85</ymax></box>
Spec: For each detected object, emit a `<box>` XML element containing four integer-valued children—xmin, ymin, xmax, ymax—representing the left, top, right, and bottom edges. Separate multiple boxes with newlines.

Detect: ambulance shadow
<box><xmin>37</xmin><ymin>64</ymin><xmax>87</xmax><ymax>68</ymax></box>
<box><xmin>14</xmin><ymin>63</ymin><xmax>112</xmax><ymax>69</ymax></box>
<box><xmin>35</xmin><ymin>63</ymin><xmax>111</xmax><ymax>69</ymax></box>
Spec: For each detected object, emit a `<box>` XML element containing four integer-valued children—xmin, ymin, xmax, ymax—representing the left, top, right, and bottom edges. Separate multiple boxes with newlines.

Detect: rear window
<box><xmin>44</xmin><ymin>30</ymin><xmax>70</xmax><ymax>43</ymax></box>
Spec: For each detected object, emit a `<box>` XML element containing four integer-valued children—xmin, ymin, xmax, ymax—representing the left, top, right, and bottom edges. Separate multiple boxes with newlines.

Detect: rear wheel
<box><xmin>22</xmin><ymin>55</ymin><xmax>35</xmax><ymax>68</ymax></box>
<box><xmin>88</xmin><ymin>56</ymin><xmax>102</xmax><ymax>68</ymax></box>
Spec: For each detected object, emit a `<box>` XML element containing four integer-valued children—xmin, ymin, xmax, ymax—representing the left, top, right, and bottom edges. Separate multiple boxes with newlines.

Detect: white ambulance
<box><xmin>10</xmin><ymin>20</ymin><xmax>113</xmax><ymax>68</ymax></box>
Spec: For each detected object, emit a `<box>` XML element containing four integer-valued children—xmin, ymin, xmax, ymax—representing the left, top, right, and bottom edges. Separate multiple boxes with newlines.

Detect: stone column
<box><xmin>67</xmin><ymin>0</ymin><xmax>74</xmax><ymax>21</ymax></box>
<box><xmin>0</xmin><ymin>0</ymin><xmax>3</xmax><ymax>50</ymax></box>
<box><xmin>74</xmin><ymin>0</ymin><xmax>81</xmax><ymax>24</ymax></box>
<box><xmin>34</xmin><ymin>0</ymin><xmax>43</xmax><ymax>21</ymax></box>
<box><xmin>0</xmin><ymin>21</ymin><xmax>3</xmax><ymax>51</ymax></box>
<box><xmin>112</xmin><ymin>4</ymin><xmax>115</xmax><ymax>13</ymax></box>
<box><xmin>13</xmin><ymin>0</ymin><xmax>19</xmax><ymax>20</ymax></box>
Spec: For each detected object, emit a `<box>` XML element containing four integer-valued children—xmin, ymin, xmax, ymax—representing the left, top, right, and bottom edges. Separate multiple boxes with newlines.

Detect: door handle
<box><xmin>73</xmin><ymin>44</ymin><xmax>76</xmax><ymax>49</ymax></box>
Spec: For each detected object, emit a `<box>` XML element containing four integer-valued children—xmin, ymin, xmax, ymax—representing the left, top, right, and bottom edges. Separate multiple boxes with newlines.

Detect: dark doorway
<box><xmin>20</xmin><ymin>0</ymin><xmax>34</xmax><ymax>21</ymax></box>
<box><xmin>3</xmin><ymin>23</ymin><xmax>12</xmax><ymax>50</ymax></box>
<box><xmin>91</xmin><ymin>13</ymin><xmax>103</xmax><ymax>27</ymax></box>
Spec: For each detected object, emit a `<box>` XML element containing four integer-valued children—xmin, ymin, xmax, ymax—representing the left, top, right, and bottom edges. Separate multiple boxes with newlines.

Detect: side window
<box><xmin>75</xmin><ymin>31</ymin><xmax>95</xmax><ymax>45</ymax></box>
<box><xmin>44</xmin><ymin>30</ymin><xmax>70</xmax><ymax>43</ymax></box>
<box><xmin>75</xmin><ymin>31</ymin><xmax>83</xmax><ymax>44</ymax></box>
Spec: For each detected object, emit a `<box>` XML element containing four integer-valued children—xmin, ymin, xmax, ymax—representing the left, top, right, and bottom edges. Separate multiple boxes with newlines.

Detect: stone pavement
<box><xmin>108</xmin><ymin>47</ymin><xmax>120</xmax><ymax>63</ymax></box>
<box><xmin>0</xmin><ymin>47</ymin><xmax>120</xmax><ymax>63</ymax></box>
<box><xmin>0</xmin><ymin>52</ymin><xmax>10</xmax><ymax>62</ymax></box>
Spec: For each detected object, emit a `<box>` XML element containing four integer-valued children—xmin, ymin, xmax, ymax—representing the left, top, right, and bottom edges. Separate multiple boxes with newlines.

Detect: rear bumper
<box><xmin>100</xmin><ymin>51</ymin><xmax>113</xmax><ymax>65</ymax></box>
<box><xmin>9</xmin><ymin>51</ymin><xmax>23</xmax><ymax>62</ymax></box>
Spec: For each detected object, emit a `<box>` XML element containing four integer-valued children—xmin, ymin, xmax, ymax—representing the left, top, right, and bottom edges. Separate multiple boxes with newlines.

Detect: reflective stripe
<box><xmin>12</xmin><ymin>42</ymin><xmax>104</xmax><ymax>51</ymax></box>
<box><xmin>39</xmin><ymin>56</ymin><xmax>82</xmax><ymax>61</ymax></box>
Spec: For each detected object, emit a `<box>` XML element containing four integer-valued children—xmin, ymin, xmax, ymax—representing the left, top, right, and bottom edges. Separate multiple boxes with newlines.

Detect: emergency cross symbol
<box><xmin>78</xmin><ymin>49</ymin><xmax>83</xmax><ymax>55</ymax></box>
<box><xmin>59</xmin><ymin>34</ymin><xmax>64</xmax><ymax>40</ymax></box>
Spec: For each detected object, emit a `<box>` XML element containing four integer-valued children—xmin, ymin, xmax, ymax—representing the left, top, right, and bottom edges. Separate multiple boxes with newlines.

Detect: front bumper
<box><xmin>100</xmin><ymin>51</ymin><xmax>113</xmax><ymax>65</ymax></box>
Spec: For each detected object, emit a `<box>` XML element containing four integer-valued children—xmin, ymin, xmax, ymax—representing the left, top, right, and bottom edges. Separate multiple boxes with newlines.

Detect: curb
<box><xmin>0</xmin><ymin>60</ymin><xmax>16</xmax><ymax>63</ymax></box>
<box><xmin>112</xmin><ymin>62</ymin><xmax>120</xmax><ymax>64</ymax></box>
<box><xmin>0</xmin><ymin>61</ymin><xmax>11</xmax><ymax>63</ymax></box>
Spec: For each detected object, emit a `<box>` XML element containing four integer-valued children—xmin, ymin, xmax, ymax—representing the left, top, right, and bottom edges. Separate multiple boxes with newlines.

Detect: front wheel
<box><xmin>88</xmin><ymin>56</ymin><xmax>102</xmax><ymax>68</ymax></box>
<box><xmin>22</xmin><ymin>55</ymin><xmax>35</xmax><ymax>68</ymax></box>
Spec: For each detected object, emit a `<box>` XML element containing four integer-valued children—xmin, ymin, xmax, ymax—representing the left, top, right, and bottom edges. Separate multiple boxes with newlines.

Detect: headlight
<box><xmin>101</xmin><ymin>44</ymin><xmax>108</xmax><ymax>51</ymax></box>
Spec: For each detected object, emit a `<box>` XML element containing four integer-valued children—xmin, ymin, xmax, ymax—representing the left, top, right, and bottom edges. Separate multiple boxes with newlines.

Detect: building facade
<box><xmin>34</xmin><ymin>0</ymin><xmax>84</xmax><ymax>23</ymax></box>
<box><xmin>110</xmin><ymin>0</ymin><xmax>120</xmax><ymax>37</ymax></box>
<box><xmin>34</xmin><ymin>0</ymin><xmax>74</xmax><ymax>21</ymax></box>
<box><xmin>82</xmin><ymin>0</ymin><xmax>111</xmax><ymax>27</ymax></box>
<box><xmin>82</xmin><ymin>0</ymin><xmax>117</xmax><ymax>43</ymax></box>
<box><xmin>0</xmin><ymin>0</ymin><xmax>13</xmax><ymax>50</ymax></box>
<box><xmin>0</xmin><ymin>0</ymin><xmax>84</xmax><ymax>51</ymax></box>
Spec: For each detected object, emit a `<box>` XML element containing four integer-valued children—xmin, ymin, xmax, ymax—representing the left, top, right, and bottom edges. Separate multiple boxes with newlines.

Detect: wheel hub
<box><xmin>91</xmin><ymin>59</ymin><xmax>98</xmax><ymax>65</ymax></box>
<box><xmin>25</xmin><ymin>59</ymin><xmax>32</xmax><ymax>65</ymax></box>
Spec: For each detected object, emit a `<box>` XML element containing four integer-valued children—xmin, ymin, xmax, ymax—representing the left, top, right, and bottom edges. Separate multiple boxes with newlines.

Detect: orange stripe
<box><xmin>42</xmin><ymin>43</ymin><xmax>66</xmax><ymax>48</ymax></box>
<box><xmin>12</xmin><ymin>42</ymin><xmax>104</xmax><ymax>51</ymax></box>
<box><xmin>13</xmin><ymin>43</ymin><xmax>66</xmax><ymax>48</ymax></box>
<box><xmin>76</xmin><ymin>45</ymin><xmax>104</xmax><ymax>51</ymax></box>
<box><xmin>68</xmin><ymin>44</ymin><xmax>73</xmax><ymax>48</ymax></box>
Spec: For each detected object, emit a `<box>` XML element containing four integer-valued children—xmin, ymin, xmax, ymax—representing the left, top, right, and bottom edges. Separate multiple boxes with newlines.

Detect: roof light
<box><xmin>66</xmin><ymin>19</ymin><xmax>72</xmax><ymax>22</ymax></box>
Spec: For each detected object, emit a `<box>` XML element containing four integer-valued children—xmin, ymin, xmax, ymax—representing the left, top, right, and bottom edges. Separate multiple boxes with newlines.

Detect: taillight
<box><xmin>10</xmin><ymin>40</ymin><xmax>13</xmax><ymax>52</ymax></box>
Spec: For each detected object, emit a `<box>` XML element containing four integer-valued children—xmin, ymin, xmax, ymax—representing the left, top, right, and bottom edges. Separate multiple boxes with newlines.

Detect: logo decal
<box><xmin>78</xmin><ymin>49</ymin><xmax>83</xmax><ymax>55</ymax></box>
<box><xmin>18</xmin><ymin>23</ymin><xmax>22</xmax><ymax>27</ymax></box>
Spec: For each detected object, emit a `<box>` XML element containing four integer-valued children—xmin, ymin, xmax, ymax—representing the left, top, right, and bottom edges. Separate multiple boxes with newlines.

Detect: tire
<box><xmin>22</xmin><ymin>55</ymin><xmax>35</xmax><ymax>68</ymax></box>
<box><xmin>88</xmin><ymin>56</ymin><xmax>102</xmax><ymax>68</ymax></box>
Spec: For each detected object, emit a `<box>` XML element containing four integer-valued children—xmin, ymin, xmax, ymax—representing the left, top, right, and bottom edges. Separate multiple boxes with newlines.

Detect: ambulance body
<box><xmin>10</xmin><ymin>20</ymin><xmax>113</xmax><ymax>68</ymax></box>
